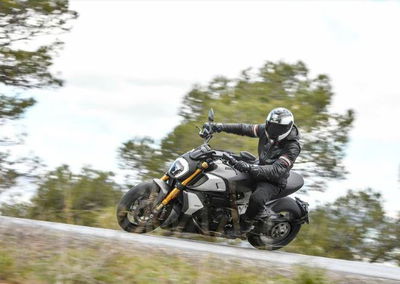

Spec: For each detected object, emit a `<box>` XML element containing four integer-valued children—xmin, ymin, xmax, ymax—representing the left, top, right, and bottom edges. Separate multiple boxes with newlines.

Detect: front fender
<box><xmin>152</xmin><ymin>178</ymin><xmax>182</xmax><ymax>228</ymax></box>
<box><xmin>152</xmin><ymin>178</ymin><xmax>171</xmax><ymax>204</ymax></box>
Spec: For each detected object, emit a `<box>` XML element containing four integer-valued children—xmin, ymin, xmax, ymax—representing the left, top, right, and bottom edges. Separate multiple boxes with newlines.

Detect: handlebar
<box><xmin>221</xmin><ymin>152</ymin><xmax>238</xmax><ymax>166</ymax></box>
<box><xmin>198</xmin><ymin>124</ymin><xmax>214</xmax><ymax>144</ymax></box>
<box><xmin>198</xmin><ymin>127</ymin><xmax>210</xmax><ymax>138</ymax></box>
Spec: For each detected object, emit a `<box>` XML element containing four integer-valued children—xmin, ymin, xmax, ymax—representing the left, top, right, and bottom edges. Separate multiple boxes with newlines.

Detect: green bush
<box><xmin>0</xmin><ymin>251</ymin><xmax>16</xmax><ymax>281</ymax></box>
<box><xmin>293</xmin><ymin>266</ymin><xmax>328</xmax><ymax>284</ymax></box>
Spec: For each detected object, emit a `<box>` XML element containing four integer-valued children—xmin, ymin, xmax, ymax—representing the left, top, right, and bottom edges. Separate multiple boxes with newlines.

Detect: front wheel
<box><xmin>116</xmin><ymin>181</ymin><xmax>159</xmax><ymax>233</ymax></box>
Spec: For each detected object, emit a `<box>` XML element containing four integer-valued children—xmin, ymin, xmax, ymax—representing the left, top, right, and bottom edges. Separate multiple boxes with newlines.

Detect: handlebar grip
<box><xmin>222</xmin><ymin>153</ymin><xmax>237</xmax><ymax>165</ymax></box>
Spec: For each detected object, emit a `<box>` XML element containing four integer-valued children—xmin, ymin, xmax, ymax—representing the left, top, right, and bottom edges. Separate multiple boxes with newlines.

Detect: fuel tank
<box><xmin>187</xmin><ymin>160</ymin><xmax>255</xmax><ymax>192</ymax></box>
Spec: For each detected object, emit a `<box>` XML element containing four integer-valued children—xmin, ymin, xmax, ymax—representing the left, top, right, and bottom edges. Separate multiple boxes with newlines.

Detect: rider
<box><xmin>204</xmin><ymin>107</ymin><xmax>301</xmax><ymax>233</ymax></box>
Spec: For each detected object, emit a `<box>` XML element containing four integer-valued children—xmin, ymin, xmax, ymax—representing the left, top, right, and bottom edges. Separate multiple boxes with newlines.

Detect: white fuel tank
<box><xmin>187</xmin><ymin>160</ymin><xmax>237</xmax><ymax>192</ymax></box>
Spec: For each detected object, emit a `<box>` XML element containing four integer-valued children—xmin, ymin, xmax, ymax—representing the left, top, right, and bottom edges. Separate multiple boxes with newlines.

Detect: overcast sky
<box><xmin>5</xmin><ymin>1</ymin><xmax>400</xmax><ymax>215</ymax></box>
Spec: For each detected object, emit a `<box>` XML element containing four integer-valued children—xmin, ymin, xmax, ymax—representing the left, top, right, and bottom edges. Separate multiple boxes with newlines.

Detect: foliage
<box><xmin>1</xmin><ymin>165</ymin><xmax>123</xmax><ymax>226</ymax></box>
<box><xmin>94</xmin><ymin>206</ymin><xmax>122</xmax><ymax>230</ymax></box>
<box><xmin>0</xmin><ymin>151</ymin><xmax>19</xmax><ymax>188</ymax></box>
<box><xmin>287</xmin><ymin>188</ymin><xmax>400</xmax><ymax>264</ymax></box>
<box><xmin>368</xmin><ymin>212</ymin><xmax>400</xmax><ymax>264</ymax></box>
<box><xmin>119</xmin><ymin>61</ymin><xmax>354</xmax><ymax>190</ymax></box>
<box><xmin>0</xmin><ymin>0</ymin><xmax>77</xmax><ymax>120</ymax></box>
<box><xmin>118</xmin><ymin>137</ymin><xmax>165</xmax><ymax>184</ymax></box>
<box><xmin>0</xmin><ymin>199</ymin><xmax>31</xmax><ymax>218</ymax></box>
<box><xmin>0</xmin><ymin>250</ymin><xmax>17</xmax><ymax>281</ymax></box>
<box><xmin>0</xmin><ymin>0</ymin><xmax>77</xmax><ymax>191</ymax></box>
<box><xmin>0</xmin><ymin>0</ymin><xmax>77</xmax><ymax>88</ymax></box>
<box><xmin>293</xmin><ymin>266</ymin><xmax>329</xmax><ymax>284</ymax></box>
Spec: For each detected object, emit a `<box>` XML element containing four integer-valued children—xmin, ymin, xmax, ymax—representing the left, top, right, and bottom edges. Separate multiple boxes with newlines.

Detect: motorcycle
<box><xmin>116</xmin><ymin>109</ymin><xmax>309</xmax><ymax>250</ymax></box>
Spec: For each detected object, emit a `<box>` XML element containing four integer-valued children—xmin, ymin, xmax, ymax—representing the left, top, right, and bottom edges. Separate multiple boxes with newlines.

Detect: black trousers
<box><xmin>244</xmin><ymin>182</ymin><xmax>281</xmax><ymax>219</ymax></box>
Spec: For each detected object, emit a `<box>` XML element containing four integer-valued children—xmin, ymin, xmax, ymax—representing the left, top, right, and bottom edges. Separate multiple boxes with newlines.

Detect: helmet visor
<box><xmin>266</xmin><ymin>121</ymin><xmax>292</xmax><ymax>139</ymax></box>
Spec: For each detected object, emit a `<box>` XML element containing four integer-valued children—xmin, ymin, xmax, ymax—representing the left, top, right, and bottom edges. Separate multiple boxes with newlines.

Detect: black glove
<box><xmin>233</xmin><ymin>161</ymin><xmax>251</xmax><ymax>173</ymax></box>
<box><xmin>203</xmin><ymin>122</ymin><xmax>223</xmax><ymax>133</ymax></box>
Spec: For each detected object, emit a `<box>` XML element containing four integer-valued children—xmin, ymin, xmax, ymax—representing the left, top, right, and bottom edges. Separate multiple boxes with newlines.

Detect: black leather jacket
<box><xmin>221</xmin><ymin>123</ymin><xmax>301</xmax><ymax>188</ymax></box>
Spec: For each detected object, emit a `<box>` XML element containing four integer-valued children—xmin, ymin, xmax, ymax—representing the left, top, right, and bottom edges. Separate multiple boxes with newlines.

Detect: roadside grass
<box><xmin>0</xmin><ymin>236</ymin><xmax>330</xmax><ymax>284</ymax></box>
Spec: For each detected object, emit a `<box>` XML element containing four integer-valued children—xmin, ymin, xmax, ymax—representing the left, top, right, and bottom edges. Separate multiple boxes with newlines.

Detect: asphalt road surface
<box><xmin>1</xmin><ymin>216</ymin><xmax>399</xmax><ymax>282</ymax></box>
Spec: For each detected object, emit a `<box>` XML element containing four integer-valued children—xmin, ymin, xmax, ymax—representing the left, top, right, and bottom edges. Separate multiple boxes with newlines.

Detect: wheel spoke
<box><xmin>127</xmin><ymin>197</ymin><xmax>153</xmax><ymax>225</ymax></box>
<box><xmin>261</xmin><ymin>221</ymin><xmax>291</xmax><ymax>242</ymax></box>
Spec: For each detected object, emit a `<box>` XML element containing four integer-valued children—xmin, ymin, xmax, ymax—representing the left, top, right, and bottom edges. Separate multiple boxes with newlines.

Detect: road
<box><xmin>1</xmin><ymin>216</ymin><xmax>399</xmax><ymax>282</ymax></box>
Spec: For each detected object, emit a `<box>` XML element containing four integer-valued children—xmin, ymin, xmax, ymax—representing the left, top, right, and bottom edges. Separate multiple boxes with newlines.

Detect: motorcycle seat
<box><xmin>273</xmin><ymin>171</ymin><xmax>304</xmax><ymax>199</ymax></box>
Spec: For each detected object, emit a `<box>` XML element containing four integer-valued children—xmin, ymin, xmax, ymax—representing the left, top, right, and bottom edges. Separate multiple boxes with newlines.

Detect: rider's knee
<box><xmin>249</xmin><ymin>193</ymin><xmax>266</xmax><ymax>208</ymax></box>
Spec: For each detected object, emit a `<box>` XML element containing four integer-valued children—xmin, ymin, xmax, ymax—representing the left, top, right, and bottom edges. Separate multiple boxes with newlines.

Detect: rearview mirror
<box><xmin>208</xmin><ymin>108</ymin><xmax>214</xmax><ymax>122</ymax></box>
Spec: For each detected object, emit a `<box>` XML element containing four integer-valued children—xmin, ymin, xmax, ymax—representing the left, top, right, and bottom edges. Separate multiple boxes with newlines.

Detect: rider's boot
<box><xmin>239</xmin><ymin>214</ymin><xmax>255</xmax><ymax>234</ymax></box>
<box><xmin>225</xmin><ymin>214</ymin><xmax>254</xmax><ymax>238</ymax></box>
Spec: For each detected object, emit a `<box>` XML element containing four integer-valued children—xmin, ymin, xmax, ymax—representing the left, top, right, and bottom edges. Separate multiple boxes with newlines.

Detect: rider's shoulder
<box><xmin>256</xmin><ymin>123</ymin><xmax>266</xmax><ymax>137</ymax></box>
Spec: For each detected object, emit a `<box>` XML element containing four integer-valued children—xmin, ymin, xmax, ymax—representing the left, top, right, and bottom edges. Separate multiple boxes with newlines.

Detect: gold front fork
<box><xmin>155</xmin><ymin>162</ymin><xmax>208</xmax><ymax>212</ymax></box>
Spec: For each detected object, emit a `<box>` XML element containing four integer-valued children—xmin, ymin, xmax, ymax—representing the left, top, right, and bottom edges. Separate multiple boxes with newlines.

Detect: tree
<box><xmin>287</xmin><ymin>188</ymin><xmax>400</xmax><ymax>264</ymax></box>
<box><xmin>119</xmin><ymin>61</ymin><xmax>354</xmax><ymax>190</ymax></box>
<box><xmin>9</xmin><ymin>165</ymin><xmax>123</xmax><ymax>226</ymax></box>
<box><xmin>0</xmin><ymin>0</ymin><xmax>77</xmax><ymax>88</ymax></box>
<box><xmin>68</xmin><ymin>168</ymin><xmax>123</xmax><ymax>226</ymax></box>
<box><xmin>366</xmin><ymin>213</ymin><xmax>400</xmax><ymax>264</ymax></box>
<box><xmin>118</xmin><ymin>137</ymin><xmax>166</xmax><ymax>185</ymax></box>
<box><xmin>29</xmin><ymin>165</ymin><xmax>72</xmax><ymax>222</ymax></box>
<box><xmin>0</xmin><ymin>0</ymin><xmax>77</xmax><ymax>190</ymax></box>
<box><xmin>391</xmin><ymin>215</ymin><xmax>400</xmax><ymax>265</ymax></box>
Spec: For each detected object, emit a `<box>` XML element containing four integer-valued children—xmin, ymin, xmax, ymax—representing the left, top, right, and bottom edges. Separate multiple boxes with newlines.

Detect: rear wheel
<box><xmin>247</xmin><ymin>209</ymin><xmax>301</xmax><ymax>250</ymax></box>
<box><xmin>116</xmin><ymin>182</ymin><xmax>159</xmax><ymax>233</ymax></box>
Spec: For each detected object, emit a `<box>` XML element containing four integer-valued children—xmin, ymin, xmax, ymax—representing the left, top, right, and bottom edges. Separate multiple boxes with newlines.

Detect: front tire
<box><xmin>116</xmin><ymin>181</ymin><xmax>158</xmax><ymax>233</ymax></box>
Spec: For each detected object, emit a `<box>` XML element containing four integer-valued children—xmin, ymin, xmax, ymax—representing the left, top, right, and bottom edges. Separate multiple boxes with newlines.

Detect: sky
<box><xmin>3</xmin><ymin>1</ymin><xmax>400</xmax><ymax>215</ymax></box>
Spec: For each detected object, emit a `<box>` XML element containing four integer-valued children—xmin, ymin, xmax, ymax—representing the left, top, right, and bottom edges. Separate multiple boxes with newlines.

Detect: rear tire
<box><xmin>248</xmin><ymin>197</ymin><xmax>303</xmax><ymax>250</ymax></box>
<box><xmin>247</xmin><ymin>221</ymin><xmax>301</xmax><ymax>250</ymax></box>
<box><xmin>116</xmin><ymin>181</ymin><xmax>158</xmax><ymax>233</ymax></box>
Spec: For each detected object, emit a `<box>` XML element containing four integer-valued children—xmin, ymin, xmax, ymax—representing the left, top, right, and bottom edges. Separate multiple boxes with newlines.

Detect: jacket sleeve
<box><xmin>249</xmin><ymin>141</ymin><xmax>301</xmax><ymax>183</ymax></box>
<box><xmin>221</xmin><ymin>123</ymin><xmax>261</xmax><ymax>138</ymax></box>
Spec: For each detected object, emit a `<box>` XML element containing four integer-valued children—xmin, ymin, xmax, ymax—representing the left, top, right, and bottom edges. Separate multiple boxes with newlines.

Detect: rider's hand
<box><xmin>233</xmin><ymin>161</ymin><xmax>251</xmax><ymax>173</ymax></box>
<box><xmin>203</xmin><ymin>122</ymin><xmax>223</xmax><ymax>133</ymax></box>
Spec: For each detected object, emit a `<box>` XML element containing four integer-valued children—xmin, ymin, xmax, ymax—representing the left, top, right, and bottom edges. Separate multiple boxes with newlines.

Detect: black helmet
<box><xmin>265</xmin><ymin>107</ymin><xmax>294</xmax><ymax>141</ymax></box>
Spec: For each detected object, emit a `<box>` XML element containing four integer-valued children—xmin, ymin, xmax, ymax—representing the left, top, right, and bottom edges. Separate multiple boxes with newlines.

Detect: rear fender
<box><xmin>266</xmin><ymin>197</ymin><xmax>303</xmax><ymax>220</ymax></box>
<box><xmin>294</xmin><ymin>197</ymin><xmax>310</xmax><ymax>224</ymax></box>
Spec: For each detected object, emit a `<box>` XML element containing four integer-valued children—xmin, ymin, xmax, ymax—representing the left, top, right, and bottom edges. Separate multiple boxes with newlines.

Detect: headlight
<box><xmin>168</xmin><ymin>157</ymin><xmax>189</xmax><ymax>178</ymax></box>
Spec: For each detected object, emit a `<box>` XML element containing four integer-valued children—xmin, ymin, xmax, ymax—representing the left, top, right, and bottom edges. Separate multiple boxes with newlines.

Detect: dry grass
<box><xmin>0</xmin><ymin>231</ymin><xmax>328</xmax><ymax>284</ymax></box>
<box><xmin>0</xmin><ymin>221</ymin><xmax>393</xmax><ymax>284</ymax></box>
